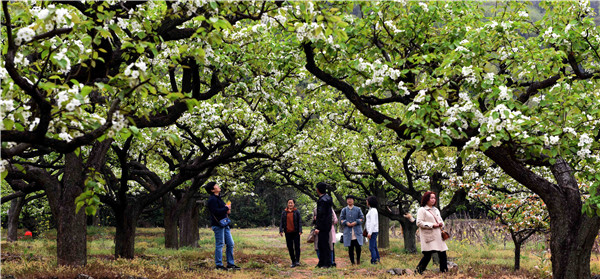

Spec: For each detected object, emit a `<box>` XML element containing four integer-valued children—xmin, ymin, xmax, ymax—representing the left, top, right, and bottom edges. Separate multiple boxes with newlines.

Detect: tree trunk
<box><xmin>513</xmin><ymin>238</ymin><xmax>521</xmax><ymax>270</ymax></box>
<box><xmin>375</xmin><ymin>188</ymin><xmax>389</xmax><ymax>249</ymax></box>
<box><xmin>399</xmin><ymin>218</ymin><xmax>418</xmax><ymax>253</ymax></box>
<box><xmin>163</xmin><ymin>194</ymin><xmax>179</xmax><ymax>249</ymax></box>
<box><xmin>7</xmin><ymin>196</ymin><xmax>25</xmax><ymax>242</ymax></box>
<box><xmin>542</xmin><ymin>159</ymin><xmax>600</xmax><ymax>279</ymax></box>
<box><xmin>179</xmin><ymin>199</ymin><xmax>200</xmax><ymax>247</ymax></box>
<box><xmin>548</xmin><ymin>208</ymin><xmax>599</xmax><ymax>279</ymax></box>
<box><xmin>378</xmin><ymin>213</ymin><xmax>390</xmax><ymax>249</ymax></box>
<box><xmin>485</xmin><ymin>149</ymin><xmax>600</xmax><ymax>279</ymax></box>
<box><xmin>114</xmin><ymin>203</ymin><xmax>141</xmax><ymax>259</ymax></box>
<box><xmin>56</xmin><ymin>152</ymin><xmax>87</xmax><ymax>266</ymax></box>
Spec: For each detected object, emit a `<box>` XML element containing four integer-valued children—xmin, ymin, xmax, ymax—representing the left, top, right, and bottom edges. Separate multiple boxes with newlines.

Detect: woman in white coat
<box><xmin>365</xmin><ymin>196</ymin><xmax>380</xmax><ymax>264</ymax></box>
<box><xmin>415</xmin><ymin>191</ymin><xmax>448</xmax><ymax>274</ymax></box>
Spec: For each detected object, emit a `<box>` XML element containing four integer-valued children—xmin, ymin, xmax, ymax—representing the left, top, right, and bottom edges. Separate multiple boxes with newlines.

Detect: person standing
<box><xmin>280</xmin><ymin>199</ymin><xmax>303</xmax><ymax>268</ymax></box>
<box><xmin>365</xmin><ymin>196</ymin><xmax>380</xmax><ymax>264</ymax></box>
<box><xmin>314</xmin><ymin>182</ymin><xmax>333</xmax><ymax>268</ymax></box>
<box><xmin>340</xmin><ymin>195</ymin><xmax>364</xmax><ymax>265</ymax></box>
<box><xmin>415</xmin><ymin>191</ymin><xmax>448</xmax><ymax>274</ymax></box>
<box><xmin>313</xmin><ymin>207</ymin><xmax>338</xmax><ymax>266</ymax></box>
<box><xmin>204</xmin><ymin>182</ymin><xmax>241</xmax><ymax>271</ymax></box>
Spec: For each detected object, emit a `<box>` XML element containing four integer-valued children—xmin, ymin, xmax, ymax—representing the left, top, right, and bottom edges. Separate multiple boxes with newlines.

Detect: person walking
<box><xmin>340</xmin><ymin>195</ymin><xmax>364</xmax><ymax>265</ymax></box>
<box><xmin>204</xmin><ymin>182</ymin><xmax>241</xmax><ymax>271</ymax></box>
<box><xmin>365</xmin><ymin>196</ymin><xmax>380</xmax><ymax>264</ymax></box>
<box><xmin>280</xmin><ymin>199</ymin><xmax>303</xmax><ymax>268</ymax></box>
<box><xmin>415</xmin><ymin>191</ymin><xmax>448</xmax><ymax>274</ymax></box>
<box><xmin>314</xmin><ymin>182</ymin><xmax>333</xmax><ymax>268</ymax></box>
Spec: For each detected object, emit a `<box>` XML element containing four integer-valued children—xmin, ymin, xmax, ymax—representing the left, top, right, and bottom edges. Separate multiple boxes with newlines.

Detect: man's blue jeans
<box><xmin>212</xmin><ymin>225</ymin><xmax>235</xmax><ymax>267</ymax></box>
<box><xmin>369</xmin><ymin>232</ymin><xmax>380</xmax><ymax>263</ymax></box>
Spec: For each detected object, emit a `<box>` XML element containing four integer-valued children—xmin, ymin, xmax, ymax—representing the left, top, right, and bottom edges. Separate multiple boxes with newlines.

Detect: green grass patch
<box><xmin>0</xmin><ymin>225</ymin><xmax>584</xmax><ymax>278</ymax></box>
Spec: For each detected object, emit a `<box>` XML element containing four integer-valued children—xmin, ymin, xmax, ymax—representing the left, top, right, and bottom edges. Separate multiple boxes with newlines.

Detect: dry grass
<box><xmin>1</xmin><ymin>222</ymin><xmax>599</xmax><ymax>278</ymax></box>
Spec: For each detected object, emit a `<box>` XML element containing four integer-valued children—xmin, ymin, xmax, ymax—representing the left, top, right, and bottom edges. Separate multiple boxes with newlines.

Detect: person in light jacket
<box><xmin>280</xmin><ymin>199</ymin><xmax>303</xmax><ymax>268</ymax></box>
<box><xmin>415</xmin><ymin>191</ymin><xmax>448</xmax><ymax>274</ymax></box>
<box><xmin>365</xmin><ymin>196</ymin><xmax>380</xmax><ymax>264</ymax></box>
<box><xmin>340</xmin><ymin>195</ymin><xmax>364</xmax><ymax>265</ymax></box>
<box><xmin>313</xmin><ymin>207</ymin><xmax>338</xmax><ymax>266</ymax></box>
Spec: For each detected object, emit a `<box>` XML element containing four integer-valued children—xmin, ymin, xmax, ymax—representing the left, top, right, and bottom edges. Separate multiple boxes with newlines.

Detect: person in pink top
<box><xmin>313</xmin><ymin>207</ymin><xmax>338</xmax><ymax>267</ymax></box>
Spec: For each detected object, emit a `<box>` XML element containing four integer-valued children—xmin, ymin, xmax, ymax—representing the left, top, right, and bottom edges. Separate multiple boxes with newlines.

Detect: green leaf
<box><xmin>3</xmin><ymin>119</ymin><xmax>14</xmax><ymax>130</ymax></box>
<box><xmin>85</xmin><ymin>206</ymin><xmax>97</xmax><ymax>216</ymax></box>
<box><xmin>75</xmin><ymin>201</ymin><xmax>85</xmax><ymax>214</ymax></box>
<box><xmin>130</xmin><ymin>126</ymin><xmax>140</xmax><ymax>136</ymax></box>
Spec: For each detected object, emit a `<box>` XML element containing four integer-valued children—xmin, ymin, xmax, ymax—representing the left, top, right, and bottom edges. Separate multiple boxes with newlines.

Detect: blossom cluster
<box><xmin>15</xmin><ymin>27</ymin><xmax>35</xmax><ymax>46</ymax></box>
<box><xmin>577</xmin><ymin>133</ymin><xmax>594</xmax><ymax>159</ymax></box>
<box><xmin>479</xmin><ymin>103</ymin><xmax>531</xmax><ymax>146</ymax></box>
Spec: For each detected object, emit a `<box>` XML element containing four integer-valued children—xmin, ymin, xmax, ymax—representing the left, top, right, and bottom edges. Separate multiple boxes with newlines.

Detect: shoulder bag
<box><xmin>426</xmin><ymin>209</ymin><xmax>450</xmax><ymax>241</ymax></box>
<box><xmin>211</xmin><ymin>213</ymin><xmax>231</xmax><ymax>227</ymax></box>
<box><xmin>307</xmin><ymin>228</ymin><xmax>316</xmax><ymax>243</ymax></box>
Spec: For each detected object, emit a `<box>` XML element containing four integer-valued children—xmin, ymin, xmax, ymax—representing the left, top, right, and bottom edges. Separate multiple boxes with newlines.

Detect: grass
<box><xmin>1</xmin><ymin>225</ymin><xmax>598</xmax><ymax>278</ymax></box>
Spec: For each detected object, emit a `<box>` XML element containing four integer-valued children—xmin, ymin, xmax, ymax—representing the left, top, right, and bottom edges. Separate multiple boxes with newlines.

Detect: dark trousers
<box><xmin>315</xmin><ymin>243</ymin><xmax>335</xmax><ymax>264</ymax></box>
<box><xmin>317</xmin><ymin>229</ymin><xmax>332</xmax><ymax>267</ymax></box>
<box><xmin>416</xmin><ymin>250</ymin><xmax>448</xmax><ymax>274</ymax></box>
<box><xmin>348</xmin><ymin>239</ymin><xmax>361</xmax><ymax>264</ymax></box>
<box><xmin>285</xmin><ymin>232</ymin><xmax>300</xmax><ymax>263</ymax></box>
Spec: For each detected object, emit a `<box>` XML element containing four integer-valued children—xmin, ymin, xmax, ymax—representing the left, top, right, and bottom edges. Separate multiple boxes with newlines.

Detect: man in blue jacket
<box><xmin>204</xmin><ymin>182</ymin><xmax>241</xmax><ymax>271</ymax></box>
<box><xmin>314</xmin><ymin>182</ymin><xmax>333</xmax><ymax>268</ymax></box>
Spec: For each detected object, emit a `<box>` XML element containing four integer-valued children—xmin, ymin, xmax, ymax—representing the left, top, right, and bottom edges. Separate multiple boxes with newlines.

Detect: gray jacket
<box><xmin>340</xmin><ymin>206</ymin><xmax>364</xmax><ymax>247</ymax></box>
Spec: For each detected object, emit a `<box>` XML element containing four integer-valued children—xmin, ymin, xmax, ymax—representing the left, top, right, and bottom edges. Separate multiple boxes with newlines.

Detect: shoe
<box><xmin>294</xmin><ymin>261</ymin><xmax>301</xmax><ymax>267</ymax></box>
<box><xmin>331</xmin><ymin>262</ymin><xmax>336</xmax><ymax>267</ymax></box>
<box><xmin>215</xmin><ymin>265</ymin><xmax>227</xmax><ymax>271</ymax></box>
<box><xmin>290</xmin><ymin>263</ymin><xmax>296</xmax><ymax>268</ymax></box>
<box><xmin>227</xmin><ymin>264</ymin><xmax>241</xmax><ymax>270</ymax></box>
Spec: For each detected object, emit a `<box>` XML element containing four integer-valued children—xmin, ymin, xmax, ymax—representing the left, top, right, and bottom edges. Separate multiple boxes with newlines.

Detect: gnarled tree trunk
<box><xmin>56</xmin><ymin>152</ymin><xmax>87</xmax><ymax>266</ymax></box>
<box><xmin>114</xmin><ymin>202</ymin><xmax>141</xmax><ymax>259</ymax></box>
<box><xmin>163</xmin><ymin>193</ymin><xmax>179</xmax><ymax>249</ymax></box>
<box><xmin>7</xmin><ymin>196</ymin><xmax>25</xmax><ymax>242</ymax></box>
<box><xmin>399</xmin><ymin>218</ymin><xmax>418</xmax><ymax>253</ymax></box>
<box><xmin>486</xmin><ymin>148</ymin><xmax>600</xmax><ymax>279</ymax></box>
<box><xmin>179</xmin><ymin>198</ymin><xmax>200</xmax><ymax>247</ymax></box>
<box><xmin>375</xmin><ymin>188</ymin><xmax>389</xmax><ymax>249</ymax></box>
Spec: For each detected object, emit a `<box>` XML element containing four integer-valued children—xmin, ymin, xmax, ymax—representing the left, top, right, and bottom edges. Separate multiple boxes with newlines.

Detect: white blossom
<box><xmin>0</xmin><ymin>160</ymin><xmax>8</xmax><ymax>173</ymax></box>
<box><xmin>498</xmin><ymin>85</ymin><xmax>511</xmax><ymax>101</ymax></box>
<box><xmin>465</xmin><ymin>137</ymin><xmax>480</xmax><ymax>149</ymax></box>
<box><xmin>65</xmin><ymin>98</ymin><xmax>81</xmax><ymax>111</ymax></box>
<box><xmin>518</xmin><ymin>11</ymin><xmax>529</xmax><ymax>18</ymax></box>
<box><xmin>549</xmin><ymin>135</ymin><xmax>560</xmax><ymax>145</ymax></box>
<box><xmin>0</xmin><ymin>67</ymin><xmax>8</xmax><ymax>79</ymax></box>
<box><xmin>15</xmin><ymin>27</ymin><xmax>35</xmax><ymax>46</ymax></box>
<box><xmin>37</xmin><ymin>9</ymin><xmax>50</xmax><ymax>20</ymax></box>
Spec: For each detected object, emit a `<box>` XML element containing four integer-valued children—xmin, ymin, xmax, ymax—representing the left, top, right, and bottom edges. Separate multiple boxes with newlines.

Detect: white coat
<box><xmin>416</xmin><ymin>206</ymin><xmax>448</xmax><ymax>252</ymax></box>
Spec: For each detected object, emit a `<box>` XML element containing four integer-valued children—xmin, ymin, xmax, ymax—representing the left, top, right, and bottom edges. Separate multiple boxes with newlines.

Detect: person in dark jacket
<box><xmin>314</xmin><ymin>182</ymin><xmax>333</xmax><ymax>268</ymax></box>
<box><xmin>204</xmin><ymin>182</ymin><xmax>241</xmax><ymax>271</ymax></box>
<box><xmin>279</xmin><ymin>199</ymin><xmax>303</xmax><ymax>268</ymax></box>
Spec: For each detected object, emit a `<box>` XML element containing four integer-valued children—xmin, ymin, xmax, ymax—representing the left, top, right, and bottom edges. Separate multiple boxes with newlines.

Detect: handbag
<box><xmin>363</xmin><ymin>228</ymin><xmax>368</xmax><ymax>237</ymax></box>
<box><xmin>441</xmin><ymin>228</ymin><xmax>450</xmax><ymax>241</ymax></box>
<box><xmin>307</xmin><ymin>228</ymin><xmax>316</xmax><ymax>243</ymax></box>
<box><xmin>219</xmin><ymin>217</ymin><xmax>231</xmax><ymax>227</ymax></box>
<box><xmin>426</xmin><ymin>209</ymin><xmax>450</xmax><ymax>241</ymax></box>
<box><xmin>212</xmin><ymin>213</ymin><xmax>231</xmax><ymax>227</ymax></box>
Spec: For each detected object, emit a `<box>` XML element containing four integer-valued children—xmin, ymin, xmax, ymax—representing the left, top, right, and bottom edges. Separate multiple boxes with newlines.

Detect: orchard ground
<box><xmin>3</xmin><ymin>222</ymin><xmax>600</xmax><ymax>279</ymax></box>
